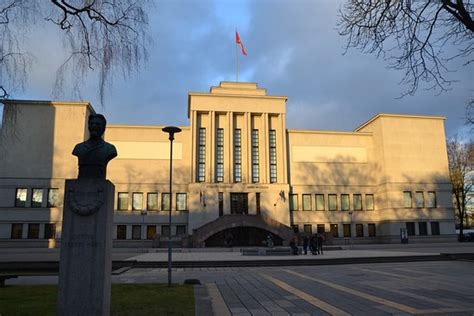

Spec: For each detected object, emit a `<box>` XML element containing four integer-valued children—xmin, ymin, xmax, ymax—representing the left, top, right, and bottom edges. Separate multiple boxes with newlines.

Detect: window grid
<box><xmin>328</xmin><ymin>194</ymin><xmax>337</xmax><ymax>211</ymax></box>
<box><xmin>366</xmin><ymin>194</ymin><xmax>374</xmax><ymax>211</ymax></box>
<box><xmin>132</xmin><ymin>192</ymin><xmax>143</xmax><ymax>211</ymax></box>
<box><xmin>161</xmin><ymin>193</ymin><xmax>170</xmax><ymax>211</ymax></box>
<box><xmin>176</xmin><ymin>193</ymin><xmax>187</xmax><ymax>211</ymax></box>
<box><xmin>198</xmin><ymin>128</ymin><xmax>206</xmax><ymax>182</ymax></box>
<box><xmin>269</xmin><ymin>129</ymin><xmax>277</xmax><ymax>183</ymax></box>
<box><xmin>234</xmin><ymin>129</ymin><xmax>242</xmax><ymax>182</ymax></box>
<box><xmin>341</xmin><ymin>194</ymin><xmax>350</xmax><ymax>211</ymax></box>
<box><xmin>216</xmin><ymin>128</ymin><xmax>224</xmax><ymax>182</ymax></box>
<box><xmin>353</xmin><ymin>194</ymin><xmax>362</xmax><ymax>211</ymax></box>
<box><xmin>147</xmin><ymin>193</ymin><xmax>158</xmax><ymax>211</ymax></box>
<box><xmin>31</xmin><ymin>188</ymin><xmax>43</xmax><ymax>208</ymax></box>
<box><xmin>316</xmin><ymin>194</ymin><xmax>325</xmax><ymax>211</ymax></box>
<box><xmin>118</xmin><ymin>193</ymin><xmax>129</xmax><ymax>211</ymax></box>
<box><xmin>302</xmin><ymin>194</ymin><xmax>312</xmax><ymax>211</ymax></box>
<box><xmin>251</xmin><ymin>129</ymin><xmax>259</xmax><ymax>183</ymax></box>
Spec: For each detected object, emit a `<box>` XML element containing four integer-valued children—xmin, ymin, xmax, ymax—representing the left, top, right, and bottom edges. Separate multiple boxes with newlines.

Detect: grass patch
<box><xmin>0</xmin><ymin>284</ymin><xmax>194</xmax><ymax>316</ymax></box>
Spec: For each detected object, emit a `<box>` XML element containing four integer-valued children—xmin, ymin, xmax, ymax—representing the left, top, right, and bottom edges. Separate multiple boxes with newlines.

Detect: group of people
<box><xmin>289</xmin><ymin>233</ymin><xmax>325</xmax><ymax>255</ymax></box>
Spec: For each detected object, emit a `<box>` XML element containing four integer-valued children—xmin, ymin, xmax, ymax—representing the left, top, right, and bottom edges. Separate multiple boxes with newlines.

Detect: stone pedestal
<box><xmin>57</xmin><ymin>179</ymin><xmax>114</xmax><ymax>316</ymax></box>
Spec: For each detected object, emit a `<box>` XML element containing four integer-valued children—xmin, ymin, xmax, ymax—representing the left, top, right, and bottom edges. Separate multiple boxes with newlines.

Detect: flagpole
<box><xmin>235</xmin><ymin>32</ymin><xmax>238</xmax><ymax>82</ymax></box>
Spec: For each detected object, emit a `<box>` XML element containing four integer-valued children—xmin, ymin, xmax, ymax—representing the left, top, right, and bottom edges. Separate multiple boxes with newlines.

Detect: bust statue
<box><xmin>72</xmin><ymin>114</ymin><xmax>117</xmax><ymax>179</ymax></box>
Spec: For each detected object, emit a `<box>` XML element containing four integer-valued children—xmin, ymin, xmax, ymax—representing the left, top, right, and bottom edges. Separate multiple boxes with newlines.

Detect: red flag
<box><xmin>235</xmin><ymin>31</ymin><xmax>247</xmax><ymax>56</ymax></box>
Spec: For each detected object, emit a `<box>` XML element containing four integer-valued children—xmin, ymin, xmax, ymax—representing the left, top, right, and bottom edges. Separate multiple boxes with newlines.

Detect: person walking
<box><xmin>310</xmin><ymin>234</ymin><xmax>317</xmax><ymax>255</ymax></box>
<box><xmin>303</xmin><ymin>236</ymin><xmax>309</xmax><ymax>255</ymax></box>
<box><xmin>316</xmin><ymin>233</ymin><xmax>325</xmax><ymax>255</ymax></box>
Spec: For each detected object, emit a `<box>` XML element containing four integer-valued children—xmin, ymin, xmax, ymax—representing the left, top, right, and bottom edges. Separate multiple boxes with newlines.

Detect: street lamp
<box><xmin>140</xmin><ymin>210</ymin><xmax>147</xmax><ymax>253</ymax></box>
<box><xmin>348</xmin><ymin>211</ymin><xmax>353</xmax><ymax>249</ymax></box>
<box><xmin>162</xmin><ymin>126</ymin><xmax>181</xmax><ymax>287</ymax></box>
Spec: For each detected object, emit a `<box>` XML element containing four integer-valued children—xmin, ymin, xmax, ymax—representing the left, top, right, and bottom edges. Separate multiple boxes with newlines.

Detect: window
<box><xmin>132</xmin><ymin>193</ymin><xmax>143</xmax><ymax>211</ymax></box>
<box><xmin>251</xmin><ymin>129</ymin><xmax>259</xmax><ymax>183</ymax></box>
<box><xmin>256</xmin><ymin>193</ymin><xmax>261</xmax><ymax>215</ymax></box>
<box><xmin>28</xmin><ymin>224</ymin><xmax>39</xmax><ymax>239</ymax></box>
<box><xmin>353</xmin><ymin>194</ymin><xmax>362</xmax><ymax>211</ymax></box>
<box><xmin>302</xmin><ymin>194</ymin><xmax>312</xmax><ymax>211</ymax></box>
<box><xmin>147</xmin><ymin>193</ymin><xmax>158</xmax><ymax>211</ymax></box>
<box><xmin>415</xmin><ymin>191</ymin><xmax>424</xmax><ymax>208</ymax></box>
<box><xmin>291</xmin><ymin>224</ymin><xmax>299</xmax><ymax>233</ymax></box>
<box><xmin>356</xmin><ymin>224</ymin><xmax>364</xmax><ymax>237</ymax></box>
<box><xmin>31</xmin><ymin>189</ymin><xmax>43</xmax><ymax>208</ymax></box>
<box><xmin>132</xmin><ymin>225</ymin><xmax>141</xmax><ymax>240</ymax></box>
<box><xmin>176</xmin><ymin>225</ymin><xmax>186</xmax><ymax>236</ymax></box>
<box><xmin>366</xmin><ymin>194</ymin><xmax>374</xmax><ymax>211</ymax></box>
<box><xmin>161</xmin><ymin>193</ymin><xmax>170</xmax><ymax>211</ymax></box>
<box><xmin>427</xmin><ymin>192</ymin><xmax>436</xmax><ymax>208</ymax></box>
<box><xmin>330</xmin><ymin>224</ymin><xmax>338</xmax><ymax>237</ymax></box>
<box><xmin>403</xmin><ymin>191</ymin><xmax>412</xmax><ymax>208</ymax></box>
<box><xmin>317</xmin><ymin>224</ymin><xmax>325</xmax><ymax>233</ymax></box>
<box><xmin>234</xmin><ymin>129</ymin><xmax>242</xmax><ymax>182</ymax></box>
<box><xmin>304</xmin><ymin>224</ymin><xmax>312</xmax><ymax>234</ymax></box>
<box><xmin>44</xmin><ymin>223</ymin><xmax>56</xmax><ymax>239</ymax></box>
<box><xmin>316</xmin><ymin>194</ymin><xmax>325</xmax><ymax>211</ymax></box>
<box><xmin>418</xmin><ymin>222</ymin><xmax>428</xmax><ymax>236</ymax></box>
<box><xmin>406</xmin><ymin>222</ymin><xmax>416</xmax><ymax>236</ymax></box>
<box><xmin>11</xmin><ymin>223</ymin><xmax>23</xmax><ymax>239</ymax></box>
<box><xmin>289</xmin><ymin>194</ymin><xmax>298</xmax><ymax>211</ymax></box>
<box><xmin>117</xmin><ymin>225</ymin><xmax>127</xmax><ymax>240</ymax></box>
<box><xmin>218</xmin><ymin>192</ymin><xmax>224</xmax><ymax>216</ymax></box>
<box><xmin>341</xmin><ymin>194</ymin><xmax>350</xmax><ymax>211</ymax></box>
<box><xmin>146</xmin><ymin>225</ymin><xmax>156</xmax><ymax>240</ymax></box>
<box><xmin>216</xmin><ymin>128</ymin><xmax>224</xmax><ymax>182</ymax></box>
<box><xmin>47</xmin><ymin>189</ymin><xmax>59</xmax><ymax>207</ymax></box>
<box><xmin>15</xmin><ymin>188</ymin><xmax>27</xmax><ymax>207</ymax></box>
<box><xmin>161</xmin><ymin>225</ymin><xmax>170</xmax><ymax>237</ymax></box>
<box><xmin>368</xmin><ymin>224</ymin><xmax>376</xmax><ymax>237</ymax></box>
<box><xmin>269</xmin><ymin>129</ymin><xmax>277</xmax><ymax>183</ymax></box>
<box><xmin>118</xmin><ymin>193</ymin><xmax>129</xmax><ymax>211</ymax></box>
<box><xmin>198</xmin><ymin>128</ymin><xmax>206</xmax><ymax>182</ymax></box>
<box><xmin>431</xmin><ymin>222</ymin><xmax>440</xmax><ymax>235</ymax></box>
<box><xmin>343</xmin><ymin>224</ymin><xmax>351</xmax><ymax>237</ymax></box>
<box><xmin>176</xmin><ymin>193</ymin><xmax>187</xmax><ymax>211</ymax></box>
<box><xmin>328</xmin><ymin>194</ymin><xmax>337</xmax><ymax>211</ymax></box>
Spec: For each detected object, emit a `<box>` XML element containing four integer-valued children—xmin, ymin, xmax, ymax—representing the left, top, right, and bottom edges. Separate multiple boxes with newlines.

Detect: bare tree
<box><xmin>447</xmin><ymin>137</ymin><xmax>473</xmax><ymax>241</ymax></box>
<box><xmin>338</xmin><ymin>1</ymin><xmax>473</xmax><ymax>96</ymax></box>
<box><xmin>0</xmin><ymin>0</ymin><xmax>151</xmax><ymax>104</ymax></box>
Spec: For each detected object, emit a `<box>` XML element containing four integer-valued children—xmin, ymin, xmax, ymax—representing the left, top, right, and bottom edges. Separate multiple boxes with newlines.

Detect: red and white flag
<box><xmin>235</xmin><ymin>31</ymin><xmax>247</xmax><ymax>56</ymax></box>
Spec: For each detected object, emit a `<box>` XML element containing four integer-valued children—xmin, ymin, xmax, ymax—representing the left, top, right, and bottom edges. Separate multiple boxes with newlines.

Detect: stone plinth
<box><xmin>57</xmin><ymin>179</ymin><xmax>114</xmax><ymax>316</ymax></box>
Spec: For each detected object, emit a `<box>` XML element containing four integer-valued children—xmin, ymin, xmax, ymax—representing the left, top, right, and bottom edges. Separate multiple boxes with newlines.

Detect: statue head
<box><xmin>88</xmin><ymin>114</ymin><xmax>107</xmax><ymax>140</ymax></box>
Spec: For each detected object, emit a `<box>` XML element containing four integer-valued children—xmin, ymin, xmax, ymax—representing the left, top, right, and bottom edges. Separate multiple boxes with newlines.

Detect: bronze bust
<box><xmin>72</xmin><ymin>114</ymin><xmax>117</xmax><ymax>179</ymax></box>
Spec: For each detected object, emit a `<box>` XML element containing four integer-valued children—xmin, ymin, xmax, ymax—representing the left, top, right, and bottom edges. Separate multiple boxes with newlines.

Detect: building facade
<box><xmin>0</xmin><ymin>82</ymin><xmax>456</xmax><ymax>247</ymax></box>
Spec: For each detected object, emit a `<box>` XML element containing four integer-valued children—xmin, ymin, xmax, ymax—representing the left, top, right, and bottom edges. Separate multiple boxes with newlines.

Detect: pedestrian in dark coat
<box><xmin>303</xmin><ymin>236</ymin><xmax>309</xmax><ymax>255</ymax></box>
<box><xmin>310</xmin><ymin>234</ymin><xmax>318</xmax><ymax>255</ymax></box>
<box><xmin>317</xmin><ymin>233</ymin><xmax>324</xmax><ymax>255</ymax></box>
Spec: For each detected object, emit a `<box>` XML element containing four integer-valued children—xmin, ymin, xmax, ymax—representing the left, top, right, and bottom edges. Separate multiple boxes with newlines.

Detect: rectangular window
<box><xmin>256</xmin><ymin>193</ymin><xmax>261</xmax><ymax>215</ymax></box>
<box><xmin>161</xmin><ymin>225</ymin><xmax>170</xmax><ymax>237</ymax></box>
<box><xmin>418</xmin><ymin>222</ymin><xmax>428</xmax><ymax>236</ymax></box>
<box><xmin>289</xmin><ymin>194</ymin><xmax>298</xmax><ymax>211</ymax></box>
<box><xmin>47</xmin><ymin>189</ymin><xmax>59</xmax><ymax>207</ymax></box>
<box><xmin>251</xmin><ymin>129</ymin><xmax>259</xmax><ymax>183</ymax></box>
<box><xmin>11</xmin><ymin>223</ymin><xmax>23</xmax><ymax>239</ymax></box>
<box><xmin>328</xmin><ymin>194</ymin><xmax>337</xmax><ymax>211</ymax></box>
<box><xmin>218</xmin><ymin>192</ymin><xmax>224</xmax><ymax>216</ymax></box>
<box><xmin>427</xmin><ymin>192</ymin><xmax>436</xmax><ymax>208</ymax></box>
<box><xmin>302</xmin><ymin>194</ymin><xmax>312</xmax><ymax>211</ymax></box>
<box><xmin>406</xmin><ymin>222</ymin><xmax>416</xmax><ymax>236</ymax></box>
<box><xmin>216</xmin><ymin>128</ymin><xmax>224</xmax><ymax>182</ymax></box>
<box><xmin>146</xmin><ymin>225</ymin><xmax>156</xmax><ymax>240</ymax></box>
<box><xmin>44</xmin><ymin>223</ymin><xmax>56</xmax><ymax>239</ymax></box>
<box><xmin>147</xmin><ymin>193</ymin><xmax>158</xmax><ymax>211</ymax></box>
<box><xmin>118</xmin><ymin>192</ymin><xmax>129</xmax><ymax>211</ymax></box>
<box><xmin>132</xmin><ymin>225</ymin><xmax>141</xmax><ymax>240</ymax></box>
<box><xmin>353</xmin><ymin>194</ymin><xmax>362</xmax><ymax>211</ymax></box>
<box><xmin>356</xmin><ymin>224</ymin><xmax>364</xmax><ymax>237</ymax></box>
<box><xmin>343</xmin><ymin>224</ymin><xmax>351</xmax><ymax>237</ymax></box>
<box><xmin>198</xmin><ymin>127</ymin><xmax>206</xmax><ymax>182</ymax></box>
<box><xmin>117</xmin><ymin>225</ymin><xmax>127</xmax><ymax>240</ymax></box>
<box><xmin>15</xmin><ymin>188</ymin><xmax>27</xmax><ymax>207</ymax></box>
<box><xmin>176</xmin><ymin>193</ymin><xmax>187</xmax><ymax>211</ymax></box>
<box><xmin>132</xmin><ymin>193</ymin><xmax>143</xmax><ymax>211</ymax></box>
<box><xmin>330</xmin><ymin>224</ymin><xmax>338</xmax><ymax>237</ymax></box>
<box><xmin>431</xmin><ymin>222</ymin><xmax>440</xmax><ymax>235</ymax></box>
<box><xmin>176</xmin><ymin>225</ymin><xmax>186</xmax><ymax>236</ymax></box>
<box><xmin>269</xmin><ymin>129</ymin><xmax>277</xmax><ymax>183</ymax></box>
<box><xmin>316</xmin><ymin>194</ymin><xmax>325</xmax><ymax>211</ymax></box>
<box><xmin>234</xmin><ymin>129</ymin><xmax>242</xmax><ymax>182</ymax></box>
<box><xmin>31</xmin><ymin>189</ymin><xmax>43</xmax><ymax>208</ymax></box>
<box><xmin>304</xmin><ymin>224</ymin><xmax>312</xmax><ymax>234</ymax></box>
<box><xmin>161</xmin><ymin>193</ymin><xmax>170</xmax><ymax>211</ymax></box>
<box><xmin>415</xmin><ymin>191</ymin><xmax>424</xmax><ymax>208</ymax></box>
<box><xmin>366</xmin><ymin>194</ymin><xmax>374</xmax><ymax>211</ymax></box>
<box><xmin>368</xmin><ymin>224</ymin><xmax>376</xmax><ymax>237</ymax></box>
<box><xmin>341</xmin><ymin>194</ymin><xmax>350</xmax><ymax>211</ymax></box>
<box><xmin>317</xmin><ymin>224</ymin><xmax>325</xmax><ymax>233</ymax></box>
<box><xmin>28</xmin><ymin>224</ymin><xmax>40</xmax><ymax>239</ymax></box>
<box><xmin>403</xmin><ymin>191</ymin><xmax>412</xmax><ymax>208</ymax></box>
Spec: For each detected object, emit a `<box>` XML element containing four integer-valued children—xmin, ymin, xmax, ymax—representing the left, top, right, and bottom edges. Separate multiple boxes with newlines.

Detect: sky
<box><xmin>4</xmin><ymin>0</ymin><xmax>473</xmax><ymax>138</ymax></box>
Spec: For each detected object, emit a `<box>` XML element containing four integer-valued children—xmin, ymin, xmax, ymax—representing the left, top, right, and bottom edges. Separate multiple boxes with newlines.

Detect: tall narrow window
<box><xmin>146</xmin><ymin>226</ymin><xmax>156</xmax><ymax>240</ymax></box>
<box><xmin>161</xmin><ymin>225</ymin><xmax>170</xmax><ymax>237</ymax></box>
<box><xmin>176</xmin><ymin>193</ymin><xmax>187</xmax><ymax>211</ymax></box>
<box><xmin>356</xmin><ymin>224</ymin><xmax>364</xmax><ymax>237</ymax></box>
<box><xmin>218</xmin><ymin>192</ymin><xmax>224</xmax><ymax>216</ymax></box>
<box><xmin>234</xmin><ymin>129</ymin><xmax>242</xmax><ymax>182</ymax></box>
<box><xmin>176</xmin><ymin>225</ymin><xmax>186</xmax><ymax>235</ymax></box>
<box><xmin>316</xmin><ymin>194</ymin><xmax>325</xmax><ymax>211</ymax></box>
<box><xmin>431</xmin><ymin>222</ymin><xmax>440</xmax><ymax>235</ymax></box>
<box><xmin>418</xmin><ymin>222</ymin><xmax>428</xmax><ymax>235</ymax></box>
<box><xmin>147</xmin><ymin>193</ymin><xmax>158</xmax><ymax>211</ymax></box>
<box><xmin>317</xmin><ymin>224</ymin><xmax>325</xmax><ymax>233</ymax></box>
<box><xmin>427</xmin><ymin>192</ymin><xmax>436</xmax><ymax>208</ymax></box>
<box><xmin>15</xmin><ymin>188</ymin><xmax>27</xmax><ymax>207</ymax></box>
<box><xmin>341</xmin><ymin>194</ymin><xmax>350</xmax><ymax>211</ymax></box>
<box><xmin>289</xmin><ymin>194</ymin><xmax>298</xmax><ymax>211</ymax></box>
<box><xmin>256</xmin><ymin>193</ymin><xmax>261</xmax><ymax>215</ymax></box>
<box><xmin>118</xmin><ymin>193</ymin><xmax>129</xmax><ymax>211</ymax></box>
<box><xmin>415</xmin><ymin>191</ymin><xmax>424</xmax><ymax>208</ymax></box>
<box><xmin>31</xmin><ymin>189</ymin><xmax>43</xmax><ymax>208</ymax></box>
<box><xmin>132</xmin><ymin>225</ymin><xmax>141</xmax><ymax>240</ymax></box>
<box><xmin>328</xmin><ymin>194</ymin><xmax>337</xmax><ymax>211</ymax></box>
<box><xmin>353</xmin><ymin>194</ymin><xmax>362</xmax><ymax>211</ymax></box>
<box><xmin>198</xmin><ymin>128</ymin><xmax>206</xmax><ymax>182</ymax></box>
<box><xmin>216</xmin><ymin>128</ymin><xmax>224</xmax><ymax>182</ymax></box>
<box><xmin>44</xmin><ymin>224</ymin><xmax>56</xmax><ymax>239</ymax></box>
<box><xmin>304</xmin><ymin>224</ymin><xmax>312</xmax><ymax>234</ymax></box>
<box><xmin>47</xmin><ymin>189</ymin><xmax>59</xmax><ymax>207</ymax></box>
<box><xmin>403</xmin><ymin>191</ymin><xmax>412</xmax><ymax>208</ymax></box>
<box><xmin>366</xmin><ymin>194</ymin><xmax>374</xmax><ymax>211</ymax></box>
<box><xmin>330</xmin><ymin>224</ymin><xmax>338</xmax><ymax>237</ymax></box>
<box><xmin>11</xmin><ymin>223</ymin><xmax>23</xmax><ymax>239</ymax></box>
<box><xmin>368</xmin><ymin>224</ymin><xmax>376</xmax><ymax>237</ymax></box>
<box><xmin>117</xmin><ymin>225</ymin><xmax>127</xmax><ymax>240</ymax></box>
<box><xmin>406</xmin><ymin>222</ymin><xmax>416</xmax><ymax>236</ymax></box>
<box><xmin>251</xmin><ymin>129</ymin><xmax>259</xmax><ymax>183</ymax></box>
<box><xmin>343</xmin><ymin>224</ymin><xmax>351</xmax><ymax>237</ymax></box>
<box><xmin>161</xmin><ymin>193</ymin><xmax>170</xmax><ymax>211</ymax></box>
<box><xmin>28</xmin><ymin>224</ymin><xmax>40</xmax><ymax>239</ymax></box>
<box><xmin>269</xmin><ymin>129</ymin><xmax>277</xmax><ymax>183</ymax></box>
<box><xmin>132</xmin><ymin>193</ymin><xmax>143</xmax><ymax>211</ymax></box>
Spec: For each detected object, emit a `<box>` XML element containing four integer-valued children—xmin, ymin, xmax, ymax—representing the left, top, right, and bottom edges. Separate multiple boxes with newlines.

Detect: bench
<box><xmin>0</xmin><ymin>274</ymin><xmax>18</xmax><ymax>287</ymax></box>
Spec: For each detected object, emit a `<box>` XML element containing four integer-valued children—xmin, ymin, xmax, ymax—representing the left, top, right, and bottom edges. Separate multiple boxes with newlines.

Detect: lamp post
<box><xmin>162</xmin><ymin>126</ymin><xmax>181</xmax><ymax>287</ymax></box>
<box><xmin>348</xmin><ymin>211</ymin><xmax>353</xmax><ymax>249</ymax></box>
<box><xmin>140</xmin><ymin>210</ymin><xmax>147</xmax><ymax>253</ymax></box>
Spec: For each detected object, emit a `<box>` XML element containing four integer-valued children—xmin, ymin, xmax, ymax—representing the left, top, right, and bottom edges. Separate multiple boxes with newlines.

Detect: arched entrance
<box><xmin>205</xmin><ymin>226</ymin><xmax>283</xmax><ymax>247</ymax></box>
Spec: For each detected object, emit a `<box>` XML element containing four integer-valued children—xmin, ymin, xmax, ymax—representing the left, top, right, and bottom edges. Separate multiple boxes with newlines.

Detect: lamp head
<box><xmin>162</xmin><ymin>126</ymin><xmax>182</xmax><ymax>141</ymax></box>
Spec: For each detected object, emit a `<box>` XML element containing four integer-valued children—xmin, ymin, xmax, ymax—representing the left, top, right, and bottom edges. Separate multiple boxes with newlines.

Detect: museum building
<box><xmin>0</xmin><ymin>81</ymin><xmax>456</xmax><ymax>248</ymax></box>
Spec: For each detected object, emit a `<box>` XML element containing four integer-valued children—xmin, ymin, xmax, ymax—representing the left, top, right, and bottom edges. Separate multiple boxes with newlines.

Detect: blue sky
<box><xmin>4</xmin><ymin>0</ymin><xmax>473</xmax><ymax>138</ymax></box>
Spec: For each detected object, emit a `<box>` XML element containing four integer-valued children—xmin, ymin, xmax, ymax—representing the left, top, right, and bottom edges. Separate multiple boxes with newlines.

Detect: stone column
<box><xmin>57</xmin><ymin>179</ymin><xmax>115</xmax><ymax>316</ymax></box>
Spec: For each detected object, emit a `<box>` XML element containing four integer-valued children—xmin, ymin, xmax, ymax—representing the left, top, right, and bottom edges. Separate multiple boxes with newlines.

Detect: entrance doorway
<box><xmin>231</xmin><ymin>193</ymin><xmax>248</xmax><ymax>214</ymax></box>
